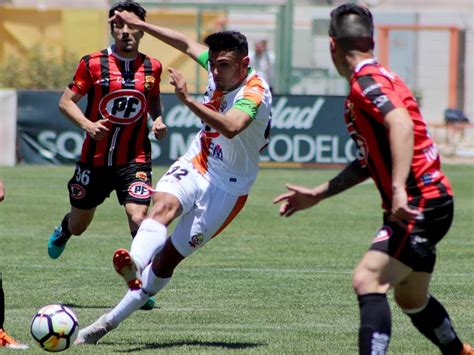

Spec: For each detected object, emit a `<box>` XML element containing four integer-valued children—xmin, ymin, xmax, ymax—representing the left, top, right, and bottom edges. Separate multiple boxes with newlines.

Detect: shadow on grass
<box><xmin>111</xmin><ymin>340</ymin><xmax>266</xmax><ymax>352</ymax></box>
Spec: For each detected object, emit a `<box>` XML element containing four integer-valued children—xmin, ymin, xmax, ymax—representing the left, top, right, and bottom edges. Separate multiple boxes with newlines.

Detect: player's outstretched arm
<box><xmin>111</xmin><ymin>11</ymin><xmax>207</xmax><ymax>62</ymax></box>
<box><xmin>0</xmin><ymin>178</ymin><xmax>5</xmax><ymax>202</ymax></box>
<box><xmin>273</xmin><ymin>160</ymin><xmax>370</xmax><ymax>217</ymax></box>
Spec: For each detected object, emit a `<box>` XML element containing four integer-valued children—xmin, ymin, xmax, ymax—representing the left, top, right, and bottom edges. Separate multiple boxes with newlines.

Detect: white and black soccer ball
<box><xmin>30</xmin><ymin>304</ymin><xmax>79</xmax><ymax>352</ymax></box>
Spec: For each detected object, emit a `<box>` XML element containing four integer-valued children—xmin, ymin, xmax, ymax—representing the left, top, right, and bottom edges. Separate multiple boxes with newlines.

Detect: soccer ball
<box><xmin>30</xmin><ymin>304</ymin><xmax>79</xmax><ymax>352</ymax></box>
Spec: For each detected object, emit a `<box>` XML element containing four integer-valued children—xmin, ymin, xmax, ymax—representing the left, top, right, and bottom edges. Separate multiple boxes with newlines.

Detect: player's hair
<box><xmin>204</xmin><ymin>31</ymin><xmax>249</xmax><ymax>57</ymax></box>
<box><xmin>329</xmin><ymin>3</ymin><xmax>374</xmax><ymax>52</ymax></box>
<box><xmin>109</xmin><ymin>1</ymin><xmax>146</xmax><ymax>31</ymax></box>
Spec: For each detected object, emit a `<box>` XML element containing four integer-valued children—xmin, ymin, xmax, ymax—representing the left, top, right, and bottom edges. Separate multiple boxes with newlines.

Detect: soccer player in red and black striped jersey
<box><xmin>48</xmin><ymin>1</ymin><xmax>166</xmax><ymax>286</ymax></box>
<box><xmin>275</xmin><ymin>3</ymin><xmax>472</xmax><ymax>355</ymax></box>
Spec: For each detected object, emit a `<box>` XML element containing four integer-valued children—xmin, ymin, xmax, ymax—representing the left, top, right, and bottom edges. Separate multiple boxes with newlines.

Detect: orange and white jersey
<box><xmin>182</xmin><ymin>51</ymin><xmax>272</xmax><ymax>195</ymax></box>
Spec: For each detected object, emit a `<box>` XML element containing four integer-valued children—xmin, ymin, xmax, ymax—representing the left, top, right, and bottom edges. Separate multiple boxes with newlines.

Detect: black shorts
<box><xmin>369</xmin><ymin>195</ymin><xmax>454</xmax><ymax>273</ymax></box>
<box><xmin>67</xmin><ymin>162</ymin><xmax>153</xmax><ymax>210</ymax></box>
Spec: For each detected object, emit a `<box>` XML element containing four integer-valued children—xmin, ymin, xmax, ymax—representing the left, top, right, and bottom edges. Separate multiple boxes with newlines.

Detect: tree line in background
<box><xmin>0</xmin><ymin>45</ymin><xmax>78</xmax><ymax>90</ymax></box>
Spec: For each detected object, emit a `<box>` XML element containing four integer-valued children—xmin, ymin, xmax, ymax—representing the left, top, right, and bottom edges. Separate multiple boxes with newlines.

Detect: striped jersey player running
<box><xmin>76</xmin><ymin>10</ymin><xmax>272</xmax><ymax>345</ymax></box>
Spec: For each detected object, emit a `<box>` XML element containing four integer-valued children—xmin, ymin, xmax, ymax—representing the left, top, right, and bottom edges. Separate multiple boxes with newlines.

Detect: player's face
<box><xmin>208</xmin><ymin>50</ymin><xmax>249</xmax><ymax>92</ymax></box>
<box><xmin>111</xmin><ymin>11</ymin><xmax>143</xmax><ymax>56</ymax></box>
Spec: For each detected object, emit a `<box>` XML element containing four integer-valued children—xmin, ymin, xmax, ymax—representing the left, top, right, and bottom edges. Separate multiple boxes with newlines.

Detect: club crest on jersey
<box><xmin>189</xmin><ymin>234</ymin><xmax>204</xmax><ymax>248</ymax></box>
<box><xmin>135</xmin><ymin>171</ymin><xmax>148</xmax><ymax>181</ymax></box>
<box><xmin>99</xmin><ymin>89</ymin><xmax>146</xmax><ymax>125</ymax></box>
<box><xmin>70</xmin><ymin>184</ymin><xmax>86</xmax><ymax>199</ymax></box>
<box><xmin>128</xmin><ymin>181</ymin><xmax>152</xmax><ymax>199</ymax></box>
<box><xmin>144</xmin><ymin>75</ymin><xmax>155</xmax><ymax>90</ymax></box>
<box><xmin>373</xmin><ymin>226</ymin><xmax>392</xmax><ymax>243</ymax></box>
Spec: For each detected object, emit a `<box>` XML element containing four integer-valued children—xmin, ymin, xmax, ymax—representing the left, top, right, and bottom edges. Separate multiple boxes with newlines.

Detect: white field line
<box><xmin>20</xmin><ymin>265</ymin><xmax>474</xmax><ymax>278</ymax></box>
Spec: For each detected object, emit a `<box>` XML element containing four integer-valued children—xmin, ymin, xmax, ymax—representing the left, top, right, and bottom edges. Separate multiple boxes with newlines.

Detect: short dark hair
<box><xmin>109</xmin><ymin>1</ymin><xmax>146</xmax><ymax>31</ymax></box>
<box><xmin>204</xmin><ymin>31</ymin><xmax>248</xmax><ymax>57</ymax></box>
<box><xmin>329</xmin><ymin>3</ymin><xmax>374</xmax><ymax>52</ymax></box>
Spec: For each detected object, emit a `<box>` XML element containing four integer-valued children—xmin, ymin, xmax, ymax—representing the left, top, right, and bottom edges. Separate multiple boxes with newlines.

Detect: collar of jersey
<box><xmin>354</xmin><ymin>57</ymin><xmax>378</xmax><ymax>73</ymax></box>
<box><xmin>109</xmin><ymin>45</ymin><xmax>138</xmax><ymax>62</ymax></box>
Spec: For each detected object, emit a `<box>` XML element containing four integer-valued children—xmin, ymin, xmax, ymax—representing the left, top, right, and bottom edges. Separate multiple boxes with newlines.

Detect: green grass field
<box><xmin>0</xmin><ymin>164</ymin><xmax>472</xmax><ymax>354</ymax></box>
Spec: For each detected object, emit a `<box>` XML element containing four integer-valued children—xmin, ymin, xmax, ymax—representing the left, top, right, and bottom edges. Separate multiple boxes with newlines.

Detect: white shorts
<box><xmin>155</xmin><ymin>159</ymin><xmax>248</xmax><ymax>257</ymax></box>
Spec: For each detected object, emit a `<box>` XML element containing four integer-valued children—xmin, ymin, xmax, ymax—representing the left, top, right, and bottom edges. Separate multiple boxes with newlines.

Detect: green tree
<box><xmin>0</xmin><ymin>44</ymin><xmax>78</xmax><ymax>90</ymax></box>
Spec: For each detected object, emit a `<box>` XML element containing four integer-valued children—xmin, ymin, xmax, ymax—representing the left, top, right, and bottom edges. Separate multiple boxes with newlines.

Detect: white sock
<box><xmin>130</xmin><ymin>219</ymin><xmax>167</xmax><ymax>271</ymax></box>
<box><xmin>106</xmin><ymin>289</ymin><xmax>148</xmax><ymax>327</ymax></box>
<box><xmin>141</xmin><ymin>265</ymin><xmax>171</xmax><ymax>295</ymax></box>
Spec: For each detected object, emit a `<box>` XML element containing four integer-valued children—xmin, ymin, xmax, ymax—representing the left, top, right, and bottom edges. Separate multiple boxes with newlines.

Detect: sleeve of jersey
<box><xmin>354</xmin><ymin>74</ymin><xmax>405</xmax><ymax>124</ymax></box>
<box><xmin>68</xmin><ymin>58</ymin><xmax>92</xmax><ymax>96</ymax></box>
<box><xmin>232</xmin><ymin>79</ymin><xmax>265</xmax><ymax>120</ymax></box>
<box><xmin>149</xmin><ymin>61</ymin><xmax>163</xmax><ymax>97</ymax></box>
<box><xmin>196</xmin><ymin>50</ymin><xmax>209</xmax><ymax>69</ymax></box>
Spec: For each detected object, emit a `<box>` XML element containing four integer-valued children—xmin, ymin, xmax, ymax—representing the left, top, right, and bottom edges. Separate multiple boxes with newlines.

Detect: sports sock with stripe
<box><xmin>404</xmin><ymin>295</ymin><xmax>463</xmax><ymax>355</ymax></box>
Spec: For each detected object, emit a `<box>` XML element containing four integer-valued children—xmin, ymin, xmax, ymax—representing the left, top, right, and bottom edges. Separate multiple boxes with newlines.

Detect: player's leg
<box><xmin>48</xmin><ymin>162</ymin><xmax>110</xmax><ymax>259</ymax></box>
<box><xmin>395</xmin><ymin>272</ymin><xmax>467</xmax><ymax>355</ymax></box>
<box><xmin>352</xmin><ymin>250</ymin><xmax>411</xmax><ymax>355</ymax></box>
<box><xmin>116</xmin><ymin>163</ymin><xmax>153</xmax><ymax>239</ymax></box>
<box><xmin>48</xmin><ymin>207</ymin><xmax>96</xmax><ymax>259</ymax></box>
<box><xmin>124</xmin><ymin>203</ymin><xmax>148</xmax><ymax>237</ymax></box>
<box><xmin>0</xmin><ymin>277</ymin><xmax>28</xmax><ymax>349</ymax></box>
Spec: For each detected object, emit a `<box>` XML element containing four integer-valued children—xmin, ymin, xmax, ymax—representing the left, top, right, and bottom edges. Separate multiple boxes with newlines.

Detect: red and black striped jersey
<box><xmin>69</xmin><ymin>46</ymin><xmax>162</xmax><ymax>167</ymax></box>
<box><xmin>345</xmin><ymin>58</ymin><xmax>452</xmax><ymax>211</ymax></box>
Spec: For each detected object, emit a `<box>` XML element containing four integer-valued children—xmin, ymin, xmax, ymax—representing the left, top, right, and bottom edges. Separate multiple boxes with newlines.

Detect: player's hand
<box><xmin>109</xmin><ymin>10</ymin><xmax>140</xmax><ymax>28</ymax></box>
<box><xmin>151</xmin><ymin>117</ymin><xmax>167</xmax><ymax>140</ymax></box>
<box><xmin>86</xmin><ymin>119</ymin><xmax>110</xmax><ymax>141</ymax></box>
<box><xmin>168</xmin><ymin>67</ymin><xmax>190</xmax><ymax>103</ymax></box>
<box><xmin>273</xmin><ymin>184</ymin><xmax>325</xmax><ymax>217</ymax></box>
<box><xmin>389</xmin><ymin>187</ymin><xmax>421</xmax><ymax>227</ymax></box>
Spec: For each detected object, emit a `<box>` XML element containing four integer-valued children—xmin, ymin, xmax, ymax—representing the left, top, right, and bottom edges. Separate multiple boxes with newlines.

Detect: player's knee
<box><xmin>352</xmin><ymin>268</ymin><xmax>385</xmax><ymax>295</ymax></box>
<box><xmin>148</xmin><ymin>197</ymin><xmax>181</xmax><ymax>225</ymax></box>
<box><xmin>394</xmin><ymin>292</ymin><xmax>428</xmax><ymax>310</ymax></box>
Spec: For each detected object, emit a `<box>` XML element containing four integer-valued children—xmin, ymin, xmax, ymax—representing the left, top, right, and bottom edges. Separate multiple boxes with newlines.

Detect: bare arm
<box><xmin>148</xmin><ymin>94</ymin><xmax>167</xmax><ymax>140</ymax></box>
<box><xmin>111</xmin><ymin>11</ymin><xmax>207</xmax><ymax>62</ymax></box>
<box><xmin>384</xmin><ymin>107</ymin><xmax>420</xmax><ymax>224</ymax></box>
<box><xmin>168</xmin><ymin>67</ymin><xmax>251</xmax><ymax>138</ymax></box>
<box><xmin>273</xmin><ymin>160</ymin><xmax>370</xmax><ymax>217</ymax></box>
<box><xmin>58</xmin><ymin>88</ymin><xmax>110</xmax><ymax>141</ymax></box>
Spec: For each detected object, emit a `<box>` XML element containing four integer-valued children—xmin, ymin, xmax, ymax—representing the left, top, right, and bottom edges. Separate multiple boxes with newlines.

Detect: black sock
<box><xmin>358</xmin><ymin>293</ymin><xmax>391</xmax><ymax>355</ymax></box>
<box><xmin>406</xmin><ymin>295</ymin><xmax>463</xmax><ymax>355</ymax></box>
<box><xmin>61</xmin><ymin>213</ymin><xmax>72</xmax><ymax>237</ymax></box>
<box><xmin>0</xmin><ymin>276</ymin><xmax>4</xmax><ymax>329</ymax></box>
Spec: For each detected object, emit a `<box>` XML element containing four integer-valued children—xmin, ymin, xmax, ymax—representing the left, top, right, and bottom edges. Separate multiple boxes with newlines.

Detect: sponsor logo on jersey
<box><xmin>372</xmin><ymin>94</ymin><xmax>389</xmax><ymax>108</ymax></box>
<box><xmin>99</xmin><ymin>89</ymin><xmax>146</xmax><ymax>125</ymax></box>
<box><xmin>135</xmin><ymin>171</ymin><xmax>148</xmax><ymax>181</ymax></box>
<box><xmin>373</xmin><ymin>226</ymin><xmax>392</xmax><ymax>243</ymax></box>
<box><xmin>189</xmin><ymin>234</ymin><xmax>204</xmax><ymax>248</ymax></box>
<box><xmin>70</xmin><ymin>184</ymin><xmax>86</xmax><ymax>199</ymax></box>
<box><xmin>128</xmin><ymin>181</ymin><xmax>152</xmax><ymax>199</ymax></box>
<box><xmin>362</xmin><ymin>83</ymin><xmax>382</xmax><ymax>96</ymax></box>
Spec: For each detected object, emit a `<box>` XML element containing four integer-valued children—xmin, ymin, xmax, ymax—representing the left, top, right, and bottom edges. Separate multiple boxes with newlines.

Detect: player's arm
<box><xmin>111</xmin><ymin>11</ymin><xmax>207</xmax><ymax>63</ymax></box>
<box><xmin>58</xmin><ymin>88</ymin><xmax>109</xmax><ymax>141</ymax></box>
<box><xmin>273</xmin><ymin>159</ymin><xmax>369</xmax><ymax>217</ymax></box>
<box><xmin>148</xmin><ymin>94</ymin><xmax>167</xmax><ymax>140</ymax></box>
<box><xmin>168</xmin><ymin>67</ymin><xmax>251</xmax><ymax>138</ymax></box>
<box><xmin>384</xmin><ymin>108</ymin><xmax>420</xmax><ymax>224</ymax></box>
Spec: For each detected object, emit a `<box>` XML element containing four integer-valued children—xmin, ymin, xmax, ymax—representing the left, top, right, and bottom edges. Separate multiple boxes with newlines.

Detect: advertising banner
<box><xmin>17</xmin><ymin>91</ymin><xmax>355</xmax><ymax>167</ymax></box>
